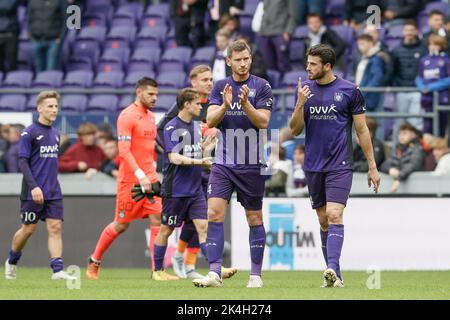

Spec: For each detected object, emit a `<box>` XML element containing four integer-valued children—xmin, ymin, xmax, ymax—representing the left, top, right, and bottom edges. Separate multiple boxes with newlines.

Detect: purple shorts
<box><xmin>162</xmin><ymin>193</ymin><xmax>207</xmax><ymax>228</ymax></box>
<box><xmin>304</xmin><ymin>170</ymin><xmax>353</xmax><ymax>209</ymax></box>
<box><xmin>20</xmin><ymin>199</ymin><xmax>64</xmax><ymax>225</ymax></box>
<box><xmin>207</xmin><ymin>164</ymin><xmax>265</xmax><ymax>210</ymax></box>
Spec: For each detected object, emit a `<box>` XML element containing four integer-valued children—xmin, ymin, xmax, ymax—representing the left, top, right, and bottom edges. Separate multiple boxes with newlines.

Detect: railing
<box><xmin>1</xmin><ymin>86</ymin><xmax>449</xmax><ymax>137</ymax></box>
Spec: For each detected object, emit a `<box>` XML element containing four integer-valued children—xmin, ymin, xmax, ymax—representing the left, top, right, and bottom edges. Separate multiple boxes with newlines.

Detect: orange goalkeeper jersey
<box><xmin>117</xmin><ymin>103</ymin><xmax>158</xmax><ymax>183</ymax></box>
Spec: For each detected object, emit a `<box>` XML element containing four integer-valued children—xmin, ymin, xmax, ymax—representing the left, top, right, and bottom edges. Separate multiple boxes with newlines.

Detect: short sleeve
<box><xmin>163</xmin><ymin>123</ymin><xmax>179</xmax><ymax>153</ymax></box>
<box><xmin>255</xmin><ymin>81</ymin><xmax>274</xmax><ymax>111</ymax></box>
<box><xmin>350</xmin><ymin>87</ymin><xmax>366</xmax><ymax>115</ymax></box>
<box><xmin>208</xmin><ymin>81</ymin><xmax>224</xmax><ymax>106</ymax></box>
<box><xmin>18</xmin><ymin>130</ymin><xmax>32</xmax><ymax>158</ymax></box>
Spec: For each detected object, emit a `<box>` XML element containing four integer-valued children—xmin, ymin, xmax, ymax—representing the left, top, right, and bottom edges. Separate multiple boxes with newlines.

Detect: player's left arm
<box><xmin>353</xmin><ymin>113</ymin><xmax>380</xmax><ymax>193</ymax></box>
<box><xmin>240</xmin><ymin>84</ymin><xmax>273</xmax><ymax>129</ymax></box>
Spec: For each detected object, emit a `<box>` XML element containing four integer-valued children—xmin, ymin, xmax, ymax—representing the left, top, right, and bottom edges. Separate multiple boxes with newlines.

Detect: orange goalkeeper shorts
<box><xmin>114</xmin><ymin>182</ymin><xmax>162</xmax><ymax>223</ymax></box>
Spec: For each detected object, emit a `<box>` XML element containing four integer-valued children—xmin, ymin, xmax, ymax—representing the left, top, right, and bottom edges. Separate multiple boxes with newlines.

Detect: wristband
<box><xmin>134</xmin><ymin>168</ymin><xmax>146</xmax><ymax>180</ymax></box>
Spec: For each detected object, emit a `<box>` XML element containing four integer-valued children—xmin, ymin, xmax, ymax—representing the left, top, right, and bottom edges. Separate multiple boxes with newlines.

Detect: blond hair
<box><xmin>36</xmin><ymin>90</ymin><xmax>60</xmax><ymax>107</ymax></box>
<box><xmin>189</xmin><ymin>64</ymin><xmax>212</xmax><ymax>80</ymax></box>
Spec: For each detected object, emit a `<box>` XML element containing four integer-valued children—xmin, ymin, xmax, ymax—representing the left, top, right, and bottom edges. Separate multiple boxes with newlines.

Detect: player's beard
<box><xmin>309</xmin><ymin>68</ymin><xmax>326</xmax><ymax>81</ymax></box>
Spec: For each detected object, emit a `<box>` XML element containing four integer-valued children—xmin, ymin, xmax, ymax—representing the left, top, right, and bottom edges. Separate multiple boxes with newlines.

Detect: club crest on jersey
<box><xmin>248</xmin><ymin>89</ymin><xmax>256</xmax><ymax>98</ymax></box>
<box><xmin>334</xmin><ymin>92</ymin><xmax>343</xmax><ymax>102</ymax></box>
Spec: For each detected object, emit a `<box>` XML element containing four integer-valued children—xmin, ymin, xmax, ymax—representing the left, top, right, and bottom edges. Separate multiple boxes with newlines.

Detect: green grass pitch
<box><xmin>1</xmin><ymin>268</ymin><xmax>449</xmax><ymax>300</ymax></box>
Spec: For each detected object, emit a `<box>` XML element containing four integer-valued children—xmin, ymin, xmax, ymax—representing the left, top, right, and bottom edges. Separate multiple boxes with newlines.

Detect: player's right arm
<box><xmin>117</xmin><ymin>113</ymin><xmax>152</xmax><ymax>191</ymax></box>
<box><xmin>18</xmin><ymin>130</ymin><xmax>44</xmax><ymax>204</ymax></box>
<box><xmin>206</xmin><ymin>83</ymin><xmax>232</xmax><ymax>128</ymax></box>
<box><xmin>289</xmin><ymin>78</ymin><xmax>310</xmax><ymax>136</ymax></box>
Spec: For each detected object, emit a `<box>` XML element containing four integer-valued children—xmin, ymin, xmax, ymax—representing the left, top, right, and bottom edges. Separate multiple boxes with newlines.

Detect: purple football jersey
<box><xmin>208</xmin><ymin>74</ymin><xmax>273</xmax><ymax>168</ymax></box>
<box><xmin>295</xmin><ymin>77</ymin><xmax>366</xmax><ymax>172</ymax></box>
<box><xmin>162</xmin><ymin>116</ymin><xmax>203</xmax><ymax>197</ymax></box>
<box><xmin>418</xmin><ymin>53</ymin><xmax>450</xmax><ymax>106</ymax></box>
<box><xmin>18</xmin><ymin>122</ymin><xmax>62</xmax><ymax>200</ymax></box>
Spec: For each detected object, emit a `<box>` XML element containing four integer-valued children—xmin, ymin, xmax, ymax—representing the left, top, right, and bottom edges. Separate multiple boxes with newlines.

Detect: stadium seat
<box><xmin>291</xmin><ymin>26</ymin><xmax>308</xmax><ymax>41</ymax></box>
<box><xmin>385</xmin><ymin>38</ymin><xmax>402</xmax><ymax>51</ymax></box>
<box><xmin>157</xmin><ymin>72</ymin><xmax>186</xmax><ymax>89</ymax></box>
<box><xmin>111</xmin><ymin>3</ymin><xmax>144</xmax><ymax>28</ymax></box>
<box><xmin>77</xmin><ymin>26</ymin><xmax>107</xmax><ymax>45</ymax></box>
<box><xmin>385</xmin><ymin>24</ymin><xmax>404</xmax><ymax>39</ymax></box>
<box><xmin>17</xmin><ymin>41</ymin><xmax>33</xmax><ymax>70</ymax></box>
<box><xmin>330</xmin><ymin>25</ymin><xmax>354</xmax><ymax>46</ymax></box>
<box><xmin>86</xmin><ymin>0</ymin><xmax>112</xmax><ymax>9</ymax></box>
<box><xmin>61</xmin><ymin>94</ymin><xmax>88</xmax><ymax>112</ymax></box>
<box><xmin>289</xmin><ymin>40</ymin><xmax>306</xmax><ymax>64</ymax></box>
<box><xmin>32</xmin><ymin>71</ymin><xmax>64</xmax><ymax>88</ymax></box>
<box><xmin>94</xmin><ymin>71</ymin><xmax>125</xmax><ymax>88</ymax></box>
<box><xmin>26</xmin><ymin>94</ymin><xmax>38</xmax><ymax>111</ymax></box>
<box><xmin>154</xmin><ymin>94</ymin><xmax>177</xmax><ymax>111</ymax></box>
<box><xmin>159</xmin><ymin>47</ymin><xmax>192</xmax><ymax>73</ymax></box>
<box><xmin>124</xmin><ymin>71</ymin><xmax>156</xmax><ymax>88</ymax></box>
<box><xmin>71</xmin><ymin>41</ymin><xmax>101</xmax><ymax>66</ymax></box>
<box><xmin>135</xmin><ymin>26</ymin><xmax>168</xmax><ymax>49</ymax></box>
<box><xmin>63</xmin><ymin>71</ymin><xmax>94</xmax><ymax>88</ymax></box>
<box><xmin>97</xmin><ymin>55</ymin><xmax>124</xmax><ymax>73</ymax></box>
<box><xmin>118</xmin><ymin>94</ymin><xmax>134</xmax><ymax>110</ymax></box>
<box><xmin>0</xmin><ymin>94</ymin><xmax>27</xmax><ymax>112</ymax></box>
<box><xmin>104</xmin><ymin>26</ymin><xmax>137</xmax><ymax>50</ymax></box>
<box><xmin>190</xmin><ymin>46</ymin><xmax>216</xmax><ymax>67</ymax></box>
<box><xmin>82</xmin><ymin>12</ymin><xmax>109</xmax><ymax>28</ymax></box>
<box><xmin>87</xmin><ymin>94</ymin><xmax>119</xmax><ymax>112</ymax></box>
<box><xmin>3</xmin><ymin>71</ymin><xmax>33</xmax><ymax>88</ymax></box>
<box><xmin>281</xmin><ymin>70</ymin><xmax>308</xmax><ymax>88</ymax></box>
<box><xmin>65</xmin><ymin>57</ymin><xmax>94</xmax><ymax>72</ymax></box>
<box><xmin>142</xmin><ymin>3</ymin><xmax>169</xmax><ymax>28</ymax></box>
<box><xmin>423</xmin><ymin>1</ymin><xmax>450</xmax><ymax>17</ymax></box>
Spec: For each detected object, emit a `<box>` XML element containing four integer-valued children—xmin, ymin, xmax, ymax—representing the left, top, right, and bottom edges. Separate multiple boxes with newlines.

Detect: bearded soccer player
<box><xmin>152</xmin><ymin>88</ymin><xmax>214</xmax><ymax>280</ymax></box>
<box><xmin>86</xmin><ymin>78</ymin><xmax>162</xmax><ymax>279</ymax></box>
<box><xmin>289</xmin><ymin>44</ymin><xmax>380</xmax><ymax>287</ymax></box>
<box><xmin>5</xmin><ymin>91</ymin><xmax>75</xmax><ymax>281</ymax></box>
<box><xmin>193</xmin><ymin>40</ymin><xmax>273</xmax><ymax>288</ymax></box>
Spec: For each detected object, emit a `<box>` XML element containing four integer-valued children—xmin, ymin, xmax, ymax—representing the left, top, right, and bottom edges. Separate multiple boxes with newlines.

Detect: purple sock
<box><xmin>153</xmin><ymin>244</ymin><xmax>167</xmax><ymax>271</ymax></box>
<box><xmin>249</xmin><ymin>224</ymin><xmax>266</xmax><ymax>276</ymax></box>
<box><xmin>199</xmin><ymin>242</ymin><xmax>208</xmax><ymax>261</ymax></box>
<box><xmin>206</xmin><ymin>222</ymin><xmax>224</xmax><ymax>277</ymax></box>
<box><xmin>50</xmin><ymin>257</ymin><xmax>64</xmax><ymax>273</ymax></box>
<box><xmin>327</xmin><ymin>224</ymin><xmax>344</xmax><ymax>279</ymax></box>
<box><xmin>320</xmin><ymin>229</ymin><xmax>328</xmax><ymax>265</ymax></box>
<box><xmin>8</xmin><ymin>250</ymin><xmax>22</xmax><ymax>265</ymax></box>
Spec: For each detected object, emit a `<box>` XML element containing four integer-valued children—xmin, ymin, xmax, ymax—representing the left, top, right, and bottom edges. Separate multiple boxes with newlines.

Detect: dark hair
<box><xmin>357</xmin><ymin>34</ymin><xmax>374</xmax><ymax>43</ymax></box>
<box><xmin>306</xmin><ymin>44</ymin><xmax>336</xmax><ymax>68</ymax></box>
<box><xmin>227</xmin><ymin>40</ymin><xmax>252</xmax><ymax>59</ymax></box>
<box><xmin>104</xmin><ymin>137</ymin><xmax>117</xmax><ymax>144</ymax></box>
<box><xmin>429</xmin><ymin>9</ymin><xmax>445</xmax><ymax>18</ymax></box>
<box><xmin>306</xmin><ymin>13</ymin><xmax>322</xmax><ymax>20</ymax></box>
<box><xmin>177</xmin><ymin>88</ymin><xmax>199</xmax><ymax>110</ymax></box>
<box><xmin>219</xmin><ymin>14</ymin><xmax>240</xmax><ymax>30</ymax></box>
<box><xmin>403</xmin><ymin>19</ymin><xmax>418</xmax><ymax>29</ymax></box>
<box><xmin>135</xmin><ymin>77</ymin><xmax>158</xmax><ymax>90</ymax></box>
<box><xmin>294</xmin><ymin>144</ymin><xmax>305</xmax><ymax>153</ymax></box>
<box><xmin>279</xmin><ymin>146</ymin><xmax>286</xmax><ymax>161</ymax></box>
<box><xmin>399</xmin><ymin>122</ymin><xmax>418</xmax><ymax>133</ymax></box>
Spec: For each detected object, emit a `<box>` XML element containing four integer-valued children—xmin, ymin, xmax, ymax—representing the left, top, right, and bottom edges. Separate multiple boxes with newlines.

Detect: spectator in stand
<box><xmin>0</xmin><ymin>0</ymin><xmax>19</xmax><ymax>73</ymax></box>
<box><xmin>279</xmin><ymin>127</ymin><xmax>295</xmax><ymax>161</ymax></box>
<box><xmin>258</xmin><ymin>0</ymin><xmax>297</xmax><ymax>74</ymax></box>
<box><xmin>353</xmin><ymin>117</ymin><xmax>385</xmax><ymax>172</ymax></box>
<box><xmin>416</xmin><ymin>34</ymin><xmax>450</xmax><ymax>136</ymax></box>
<box><xmin>27</xmin><ymin>0</ymin><xmax>68</xmax><ymax>71</ymax></box>
<box><xmin>265</xmin><ymin>145</ymin><xmax>292</xmax><ymax>196</ymax></box>
<box><xmin>354</xmin><ymin>34</ymin><xmax>385</xmax><ymax>111</ymax></box>
<box><xmin>422</xmin><ymin>10</ymin><xmax>450</xmax><ymax>56</ymax></box>
<box><xmin>212</xmin><ymin>28</ymin><xmax>231</xmax><ymax>81</ymax></box>
<box><xmin>305</xmin><ymin>13</ymin><xmax>346</xmax><ymax>68</ymax></box>
<box><xmin>383</xmin><ymin>0</ymin><xmax>424</xmax><ymax>26</ymax></box>
<box><xmin>100</xmin><ymin>138</ymin><xmax>120</xmax><ymax>178</ymax></box>
<box><xmin>219</xmin><ymin>14</ymin><xmax>240</xmax><ymax>42</ymax></box>
<box><xmin>286</xmin><ymin>144</ymin><xmax>308</xmax><ymax>197</ymax></box>
<box><xmin>58</xmin><ymin>133</ymin><xmax>71</xmax><ymax>156</ymax></box>
<box><xmin>391</xmin><ymin>20</ymin><xmax>427</xmax><ymax>141</ymax></box>
<box><xmin>95</xmin><ymin>122</ymin><xmax>114</xmax><ymax>150</ymax></box>
<box><xmin>352</xmin><ymin>24</ymin><xmax>391</xmax><ymax>85</ymax></box>
<box><xmin>235</xmin><ymin>34</ymin><xmax>268</xmax><ymax>80</ymax></box>
<box><xmin>381</xmin><ymin>122</ymin><xmax>425</xmax><ymax>193</ymax></box>
<box><xmin>430</xmin><ymin>137</ymin><xmax>450</xmax><ymax>176</ymax></box>
<box><xmin>298</xmin><ymin>0</ymin><xmax>326</xmax><ymax>25</ymax></box>
<box><xmin>343</xmin><ymin>0</ymin><xmax>384</xmax><ymax>32</ymax></box>
<box><xmin>5</xmin><ymin>124</ymin><xmax>24</xmax><ymax>173</ymax></box>
<box><xmin>208</xmin><ymin>0</ymin><xmax>244</xmax><ymax>35</ymax></box>
<box><xmin>169</xmin><ymin>0</ymin><xmax>208</xmax><ymax>49</ymax></box>
<box><xmin>59</xmin><ymin>122</ymin><xmax>105</xmax><ymax>173</ymax></box>
<box><xmin>0</xmin><ymin>124</ymin><xmax>9</xmax><ymax>172</ymax></box>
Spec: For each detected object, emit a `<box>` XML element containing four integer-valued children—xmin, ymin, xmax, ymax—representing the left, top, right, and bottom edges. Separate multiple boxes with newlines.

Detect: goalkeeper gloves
<box><xmin>131</xmin><ymin>181</ymin><xmax>162</xmax><ymax>203</ymax></box>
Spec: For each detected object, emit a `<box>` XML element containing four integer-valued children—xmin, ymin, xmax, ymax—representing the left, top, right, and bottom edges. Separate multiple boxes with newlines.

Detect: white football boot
<box><xmin>247</xmin><ymin>275</ymin><xmax>263</xmax><ymax>288</ymax></box>
<box><xmin>192</xmin><ymin>271</ymin><xmax>223</xmax><ymax>287</ymax></box>
<box><xmin>5</xmin><ymin>259</ymin><xmax>17</xmax><ymax>280</ymax></box>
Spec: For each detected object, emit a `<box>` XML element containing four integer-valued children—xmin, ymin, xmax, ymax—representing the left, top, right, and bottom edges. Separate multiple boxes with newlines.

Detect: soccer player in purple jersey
<box><xmin>152</xmin><ymin>88</ymin><xmax>214</xmax><ymax>280</ymax></box>
<box><xmin>4</xmin><ymin>91</ymin><xmax>76</xmax><ymax>281</ymax></box>
<box><xmin>193</xmin><ymin>40</ymin><xmax>274</xmax><ymax>288</ymax></box>
<box><xmin>289</xmin><ymin>44</ymin><xmax>381</xmax><ymax>288</ymax></box>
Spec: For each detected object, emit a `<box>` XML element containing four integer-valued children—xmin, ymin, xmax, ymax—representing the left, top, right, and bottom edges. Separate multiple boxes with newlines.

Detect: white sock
<box><xmin>173</xmin><ymin>251</ymin><xmax>183</xmax><ymax>258</ymax></box>
<box><xmin>186</xmin><ymin>265</ymin><xmax>195</xmax><ymax>273</ymax></box>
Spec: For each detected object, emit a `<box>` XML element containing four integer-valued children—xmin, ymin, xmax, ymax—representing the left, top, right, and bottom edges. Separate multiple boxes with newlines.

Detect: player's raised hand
<box><xmin>31</xmin><ymin>187</ymin><xmax>44</xmax><ymax>205</ymax></box>
<box><xmin>223</xmin><ymin>83</ymin><xmax>233</xmax><ymax>108</ymax></box>
<box><xmin>368</xmin><ymin>166</ymin><xmax>381</xmax><ymax>194</ymax></box>
<box><xmin>202</xmin><ymin>135</ymin><xmax>216</xmax><ymax>156</ymax></box>
<box><xmin>295</xmin><ymin>77</ymin><xmax>311</xmax><ymax>109</ymax></box>
<box><xmin>239</xmin><ymin>84</ymin><xmax>250</xmax><ymax>107</ymax></box>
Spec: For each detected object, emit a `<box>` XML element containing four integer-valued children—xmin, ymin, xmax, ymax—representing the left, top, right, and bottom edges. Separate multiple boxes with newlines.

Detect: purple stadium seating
<box><xmin>94</xmin><ymin>71</ymin><xmax>125</xmax><ymax>88</ymax></box>
<box><xmin>112</xmin><ymin>3</ymin><xmax>144</xmax><ymax>28</ymax></box>
<box><xmin>159</xmin><ymin>47</ymin><xmax>192</xmax><ymax>73</ymax></box>
<box><xmin>3</xmin><ymin>71</ymin><xmax>33</xmax><ymax>88</ymax></box>
<box><xmin>0</xmin><ymin>71</ymin><xmax>3</xmax><ymax>86</ymax></box>
<box><xmin>190</xmin><ymin>46</ymin><xmax>215</xmax><ymax>66</ymax></box>
<box><xmin>330</xmin><ymin>25</ymin><xmax>354</xmax><ymax>46</ymax></box>
<box><xmin>77</xmin><ymin>26</ymin><xmax>107</xmax><ymax>45</ymax></box>
<box><xmin>32</xmin><ymin>71</ymin><xmax>64</xmax><ymax>88</ymax></box>
<box><xmin>267</xmin><ymin>69</ymin><xmax>281</xmax><ymax>89</ymax></box>
<box><xmin>156</xmin><ymin>72</ymin><xmax>186</xmax><ymax>89</ymax></box>
<box><xmin>423</xmin><ymin>2</ymin><xmax>450</xmax><ymax>17</ymax></box>
<box><xmin>86</xmin><ymin>0</ymin><xmax>113</xmax><ymax>10</ymax></box>
<box><xmin>97</xmin><ymin>48</ymin><xmax>129</xmax><ymax>73</ymax></box>
<box><xmin>289</xmin><ymin>40</ymin><xmax>306</xmax><ymax>64</ymax></box>
<box><xmin>292</xmin><ymin>26</ymin><xmax>308</xmax><ymax>41</ymax></box>
<box><xmin>130</xmin><ymin>47</ymin><xmax>161</xmax><ymax>68</ymax></box>
<box><xmin>17</xmin><ymin>41</ymin><xmax>33</xmax><ymax>70</ymax></box>
<box><xmin>87</xmin><ymin>95</ymin><xmax>119</xmax><ymax>112</ymax></box>
<box><xmin>281</xmin><ymin>70</ymin><xmax>308</xmax><ymax>88</ymax></box>
<box><xmin>142</xmin><ymin>3</ymin><xmax>169</xmax><ymax>28</ymax></box>
<box><xmin>135</xmin><ymin>26</ymin><xmax>168</xmax><ymax>49</ymax></box>
<box><xmin>124</xmin><ymin>71</ymin><xmax>156</xmax><ymax>88</ymax></box>
<box><xmin>63</xmin><ymin>71</ymin><xmax>94</xmax><ymax>88</ymax></box>
<box><xmin>386</xmin><ymin>38</ymin><xmax>402</xmax><ymax>51</ymax></box>
<box><xmin>118</xmin><ymin>94</ymin><xmax>134</xmax><ymax>110</ymax></box>
<box><xmin>82</xmin><ymin>12</ymin><xmax>109</xmax><ymax>28</ymax></box>
<box><xmin>386</xmin><ymin>24</ymin><xmax>404</xmax><ymax>39</ymax></box>
<box><xmin>71</xmin><ymin>41</ymin><xmax>100</xmax><ymax>65</ymax></box>
<box><xmin>326</xmin><ymin>0</ymin><xmax>345</xmax><ymax>16</ymax></box>
<box><xmin>65</xmin><ymin>57</ymin><xmax>94</xmax><ymax>72</ymax></box>
<box><xmin>154</xmin><ymin>94</ymin><xmax>177</xmax><ymax>111</ymax></box>
<box><xmin>26</xmin><ymin>94</ymin><xmax>38</xmax><ymax>111</ymax></box>
<box><xmin>0</xmin><ymin>94</ymin><xmax>27</xmax><ymax>112</ymax></box>
<box><xmin>61</xmin><ymin>95</ymin><xmax>88</xmax><ymax>112</ymax></box>
<box><xmin>104</xmin><ymin>26</ymin><xmax>137</xmax><ymax>50</ymax></box>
